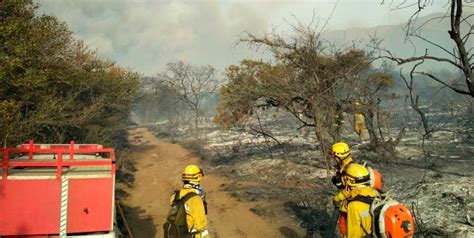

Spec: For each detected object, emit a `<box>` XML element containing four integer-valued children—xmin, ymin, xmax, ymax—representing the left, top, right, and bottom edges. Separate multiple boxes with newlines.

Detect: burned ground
<box><xmin>146</xmin><ymin>106</ymin><xmax>473</xmax><ymax>237</ymax></box>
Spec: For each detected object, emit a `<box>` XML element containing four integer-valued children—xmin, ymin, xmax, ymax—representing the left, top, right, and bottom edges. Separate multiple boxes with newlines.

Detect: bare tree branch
<box><xmin>411</xmin><ymin>33</ymin><xmax>457</xmax><ymax>58</ymax></box>
<box><xmin>377</xmin><ymin>0</ymin><xmax>474</xmax><ymax>97</ymax></box>
<box><xmin>159</xmin><ymin>61</ymin><xmax>219</xmax><ymax>129</ymax></box>
<box><xmin>416</xmin><ymin>71</ymin><xmax>471</xmax><ymax>95</ymax></box>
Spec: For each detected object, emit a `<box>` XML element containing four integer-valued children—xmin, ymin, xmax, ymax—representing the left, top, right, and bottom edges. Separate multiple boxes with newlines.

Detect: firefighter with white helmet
<box><xmin>167</xmin><ymin>164</ymin><xmax>210</xmax><ymax>238</ymax></box>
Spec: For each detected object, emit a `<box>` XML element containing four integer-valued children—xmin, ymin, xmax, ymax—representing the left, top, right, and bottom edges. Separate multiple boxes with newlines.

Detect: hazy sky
<box><xmin>37</xmin><ymin>0</ymin><xmax>447</xmax><ymax>75</ymax></box>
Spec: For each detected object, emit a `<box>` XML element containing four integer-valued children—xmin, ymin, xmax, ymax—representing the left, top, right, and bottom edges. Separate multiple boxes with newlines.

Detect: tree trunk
<box><xmin>365</xmin><ymin>110</ymin><xmax>379</xmax><ymax>146</ymax></box>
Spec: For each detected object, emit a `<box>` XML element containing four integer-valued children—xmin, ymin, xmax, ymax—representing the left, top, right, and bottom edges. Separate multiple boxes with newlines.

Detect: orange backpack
<box><xmin>353</xmin><ymin>194</ymin><xmax>415</xmax><ymax>238</ymax></box>
<box><xmin>368</xmin><ymin>166</ymin><xmax>383</xmax><ymax>191</ymax></box>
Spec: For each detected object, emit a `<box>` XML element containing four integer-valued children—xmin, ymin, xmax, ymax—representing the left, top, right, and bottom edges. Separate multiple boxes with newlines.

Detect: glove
<box><xmin>333</xmin><ymin>197</ymin><xmax>348</xmax><ymax>211</ymax></box>
<box><xmin>331</xmin><ymin>174</ymin><xmax>344</xmax><ymax>189</ymax></box>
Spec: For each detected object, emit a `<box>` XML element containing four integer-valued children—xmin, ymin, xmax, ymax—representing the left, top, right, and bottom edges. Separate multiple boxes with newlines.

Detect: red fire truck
<box><xmin>0</xmin><ymin>141</ymin><xmax>119</xmax><ymax>237</ymax></box>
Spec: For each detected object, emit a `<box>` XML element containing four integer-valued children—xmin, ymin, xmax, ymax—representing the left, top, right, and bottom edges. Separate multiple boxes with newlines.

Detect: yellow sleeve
<box><xmin>334</xmin><ymin>191</ymin><xmax>346</xmax><ymax>203</ymax></box>
<box><xmin>334</xmin><ymin>188</ymin><xmax>353</xmax><ymax>212</ymax></box>
<box><xmin>185</xmin><ymin>195</ymin><xmax>208</xmax><ymax>233</ymax></box>
<box><xmin>347</xmin><ymin>201</ymin><xmax>371</xmax><ymax>238</ymax></box>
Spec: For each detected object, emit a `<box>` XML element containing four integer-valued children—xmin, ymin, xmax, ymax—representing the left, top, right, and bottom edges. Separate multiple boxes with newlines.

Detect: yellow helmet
<box><xmin>182</xmin><ymin>164</ymin><xmax>204</xmax><ymax>184</ymax></box>
<box><xmin>332</xmin><ymin>142</ymin><xmax>351</xmax><ymax>160</ymax></box>
<box><xmin>353</xmin><ymin>100</ymin><xmax>362</xmax><ymax>110</ymax></box>
<box><xmin>343</xmin><ymin>163</ymin><xmax>370</xmax><ymax>187</ymax></box>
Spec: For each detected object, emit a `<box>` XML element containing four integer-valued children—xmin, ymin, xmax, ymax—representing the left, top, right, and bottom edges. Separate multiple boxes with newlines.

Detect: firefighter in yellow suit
<box><xmin>331</xmin><ymin>142</ymin><xmax>355</xmax><ymax>236</ymax></box>
<box><xmin>341</xmin><ymin>163</ymin><xmax>379</xmax><ymax>238</ymax></box>
<box><xmin>169</xmin><ymin>165</ymin><xmax>210</xmax><ymax>238</ymax></box>
<box><xmin>353</xmin><ymin>101</ymin><xmax>366</xmax><ymax>143</ymax></box>
<box><xmin>354</xmin><ymin>113</ymin><xmax>366</xmax><ymax>142</ymax></box>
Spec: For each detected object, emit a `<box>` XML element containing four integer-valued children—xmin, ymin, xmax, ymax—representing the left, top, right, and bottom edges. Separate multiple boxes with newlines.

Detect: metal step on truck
<box><xmin>0</xmin><ymin>141</ymin><xmax>121</xmax><ymax>238</ymax></box>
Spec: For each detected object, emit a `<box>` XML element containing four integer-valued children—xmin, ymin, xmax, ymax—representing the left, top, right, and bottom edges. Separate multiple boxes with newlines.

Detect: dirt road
<box><xmin>120</xmin><ymin>127</ymin><xmax>291</xmax><ymax>237</ymax></box>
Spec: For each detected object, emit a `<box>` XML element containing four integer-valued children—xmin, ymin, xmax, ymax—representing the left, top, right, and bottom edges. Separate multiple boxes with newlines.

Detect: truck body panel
<box><xmin>0</xmin><ymin>141</ymin><xmax>117</xmax><ymax>237</ymax></box>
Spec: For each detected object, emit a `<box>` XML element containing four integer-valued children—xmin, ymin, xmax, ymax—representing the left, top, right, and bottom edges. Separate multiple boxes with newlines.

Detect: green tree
<box><xmin>0</xmin><ymin>0</ymin><xmax>139</xmax><ymax>147</ymax></box>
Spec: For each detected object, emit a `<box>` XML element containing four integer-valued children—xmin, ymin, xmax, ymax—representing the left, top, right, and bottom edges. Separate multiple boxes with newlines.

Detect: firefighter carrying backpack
<box><xmin>353</xmin><ymin>194</ymin><xmax>415</xmax><ymax>238</ymax></box>
<box><xmin>163</xmin><ymin>191</ymin><xmax>198</xmax><ymax>238</ymax></box>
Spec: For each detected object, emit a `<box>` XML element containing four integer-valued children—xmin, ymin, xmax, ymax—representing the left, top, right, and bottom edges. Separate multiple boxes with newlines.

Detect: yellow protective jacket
<box><xmin>169</xmin><ymin>185</ymin><xmax>210</xmax><ymax>238</ymax></box>
<box><xmin>334</xmin><ymin>187</ymin><xmax>351</xmax><ymax>213</ymax></box>
<box><xmin>332</xmin><ymin>158</ymin><xmax>354</xmax><ymax>212</ymax></box>
<box><xmin>354</xmin><ymin>113</ymin><xmax>365</xmax><ymax>125</ymax></box>
<box><xmin>345</xmin><ymin>186</ymin><xmax>379</xmax><ymax>238</ymax></box>
<box><xmin>354</xmin><ymin>113</ymin><xmax>366</xmax><ymax>141</ymax></box>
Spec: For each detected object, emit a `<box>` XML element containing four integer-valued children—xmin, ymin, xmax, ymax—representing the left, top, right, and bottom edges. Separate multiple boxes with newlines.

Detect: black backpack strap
<box><xmin>172</xmin><ymin>190</ymin><xmax>198</xmax><ymax>205</ymax></box>
<box><xmin>178</xmin><ymin>191</ymin><xmax>199</xmax><ymax>203</ymax></box>
<box><xmin>354</xmin><ymin>175</ymin><xmax>371</xmax><ymax>184</ymax></box>
<box><xmin>182</xmin><ymin>192</ymin><xmax>198</xmax><ymax>202</ymax></box>
<box><xmin>172</xmin><ymin>190</ymin><xmax>181</xmax><ymax>203</ymax></box>
<box><xmin>351</xmin><ymin>195</ymin><xmax>374</xmax><ymax>205</ymax></box>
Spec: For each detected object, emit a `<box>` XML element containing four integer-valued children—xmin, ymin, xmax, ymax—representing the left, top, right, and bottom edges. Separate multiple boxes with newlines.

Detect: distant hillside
<box><xmin>323</xmin><ymin>12</ymin><xmax>472</xmax><ymax>64</ymax></box>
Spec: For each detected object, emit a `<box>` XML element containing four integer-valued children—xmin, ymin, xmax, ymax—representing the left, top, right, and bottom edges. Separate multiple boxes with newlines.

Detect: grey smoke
<box><xmin>37</xmin><ymin>0</ymin><xmax>449</xmax><ymax>75</ymax></box>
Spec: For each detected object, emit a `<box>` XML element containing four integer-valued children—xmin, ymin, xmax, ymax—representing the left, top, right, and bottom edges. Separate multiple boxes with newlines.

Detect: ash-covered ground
<box><xmin>149</xmin><ymin>106</ymin><xmax>473</xmax><ymax>237</ymax></box>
